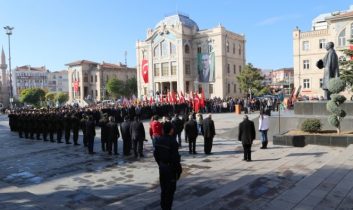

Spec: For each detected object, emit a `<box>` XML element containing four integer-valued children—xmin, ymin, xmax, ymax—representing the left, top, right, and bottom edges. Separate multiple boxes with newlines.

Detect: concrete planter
<box><xmin>273</xmin><ymin>132</ymin><xmax>353</xmax><ymax>147</ymax></box>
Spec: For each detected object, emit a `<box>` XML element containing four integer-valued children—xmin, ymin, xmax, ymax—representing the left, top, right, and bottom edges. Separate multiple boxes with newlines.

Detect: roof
<box><xmin>328</xmin><ymin>10</ymin><xmax>353</xmax><ymax>20</ymax></box>
<box><xmin>16</xmin><ymin>65</ymin><xmax>47</xmax><ymax>72</ymax></box>
<box><xmin>100</xmin><ymin>61</ymin><xmax>127</xmax><ymax>69</ymax></box>
<box><xmin>155</xmin><ymin>14</ymin><xmax>199</xmax><ymax>31</ymax></box>
<box><xmin>65</xmin><ymin>60</ymin><xmax>99</xmax><ymax>66</ymax></box>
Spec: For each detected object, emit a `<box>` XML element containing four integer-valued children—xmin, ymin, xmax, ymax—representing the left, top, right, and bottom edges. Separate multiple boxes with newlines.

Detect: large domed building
<box><xmin>136</xmin><ymin>14</ymin><xmax>246</xmax><ymax>99</ymax></box>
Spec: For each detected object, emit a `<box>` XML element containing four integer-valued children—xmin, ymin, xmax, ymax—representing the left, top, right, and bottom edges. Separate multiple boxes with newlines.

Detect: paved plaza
<box><xmin>0</xmin><ymin>113</ymin><xmax>353</xmax><ymax>210</ymax></box>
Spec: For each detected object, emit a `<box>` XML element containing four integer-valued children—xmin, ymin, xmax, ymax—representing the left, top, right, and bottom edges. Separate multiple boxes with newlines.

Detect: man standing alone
<box><xmin>184</xmin><ymin>115</ymin><xmax>198</xmax><ymax>154</ymax></box>
<box><xmin>202</xmin><ymin>114</ymin><xmax>216</xmax><ymax>154</ymax></box>
<box><xmin>130</xmin><ymin>116</ymin><xmax>146</xmax><ymax>158</ymax></box>
<box><xmin>238</xmin><ymin>115</ymin><xmax>255</xmax><ymax>161</ymax></box>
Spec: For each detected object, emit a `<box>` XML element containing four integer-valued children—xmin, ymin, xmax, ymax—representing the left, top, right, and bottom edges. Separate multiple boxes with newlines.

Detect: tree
<box><xmin>45</xmin><ymin>92</ymin><xmax>56</xmax><ymax>101</ymax></box>
<box><xmin>106</xmin><ymin>78</ymin><xmax>125</xmax><ymax>98</ymax></box>
<box><xmin>55</xmin><ymin>92</ymin><xmax>69</xmax><ymax>105</ymax></box>
<box><xmin>339</xmin><ymin>39</ymin><xmax>353</xmax><ymax>91</ymax></box>
<box><xmin>125</xmin><ymin>77</ymin><xmax>137</xmax><ymax>96</ymax></box>
<box><xmin>19</xmin><ymin>88</ymin><xmax>46</xmax><ymax>106</ymax></box>
<box><xmin>236</xmin><ymin>63</ymin><xmax>265</xmax><ymax>96</ymax></box>
<box><xmin>326</xmin><ymin>78</ymin><xmax>346</xmax><ymax>134</ymax></box>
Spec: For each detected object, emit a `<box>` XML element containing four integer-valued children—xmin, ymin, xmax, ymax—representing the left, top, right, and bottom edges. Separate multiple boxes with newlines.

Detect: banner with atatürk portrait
<box><xmin>197</xmin><ymin>52</ymin><xmax>215</xmax><ymax>83</ymax></box>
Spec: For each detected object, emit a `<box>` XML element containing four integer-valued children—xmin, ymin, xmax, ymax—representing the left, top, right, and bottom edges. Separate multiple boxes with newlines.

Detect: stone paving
<box><xmin>0</xmin><ymin>113</ymin><xmax>353</xmax><ymax>210</ymax></box>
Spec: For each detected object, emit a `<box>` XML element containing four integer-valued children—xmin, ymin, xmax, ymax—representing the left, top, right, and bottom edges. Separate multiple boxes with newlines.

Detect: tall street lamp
<box><xmin>4</xmin><ymin>26</ymin><xmax>14</xmax><ymax>108</ymax></box>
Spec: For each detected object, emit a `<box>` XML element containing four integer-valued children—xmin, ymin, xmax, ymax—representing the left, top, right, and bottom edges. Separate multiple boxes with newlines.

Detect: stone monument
<box><xmin>316</xmin><ymin>42</ymin><xmax>339</xmax><ymax>100</ymax></box>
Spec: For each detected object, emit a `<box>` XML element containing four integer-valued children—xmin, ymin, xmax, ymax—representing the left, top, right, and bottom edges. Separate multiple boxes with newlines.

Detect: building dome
<box><xmin>155</xmin><ymin>14</ymin><xmax>199</xmax><ymax>31</ymax></box>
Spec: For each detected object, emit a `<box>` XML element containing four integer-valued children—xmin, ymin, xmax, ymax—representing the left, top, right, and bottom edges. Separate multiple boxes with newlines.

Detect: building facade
<box><xmin>66</xmin><ymin>60</ymin><xmax>136</xmax><ymax>104</ymax></box>
<box><xmin>262</xmin><ymin>68</ymin><xmax>294</xmax><ymax>94</ymax></box>
<box><xmin>47</xmin><ymin>70</ymin><xmax>69</xmax><ymax>93</ymax></box>
<box><xmin>12</xmin><ymin>65</ymin><xmax>48</xmax><ymax>97</ymax></box>
<box><xmin>136</xmin><ymin>14</ymin><xmax>246</xmax><ymax>99</ymax></box>
<box><xmin>293</xmin><ymin>5</ymin><xmax>353</xmax><ymax>98</ymax></box>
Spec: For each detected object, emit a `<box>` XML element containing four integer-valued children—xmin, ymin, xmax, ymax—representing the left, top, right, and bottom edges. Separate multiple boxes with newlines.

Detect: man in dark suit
<box><xmin>130</xmin><ymin>116</ymin><xmax>146</xmax><ymax>158</ymax></box>
<box><xmin>202</xmin><ymin>114</ymin><xmax>216</xmax><ymax>154</ymax></box>
<box><xmin>120</xmin><ymin>116</ymin><xmax>132</xmax><ymax>156</ymax></box>
<box><xmin>238</xmin><ymin>115</ymin><xmax>255</xmax><ymax>161</ymax></box>
<box><xmin>184</xmin><ymin>115</ymin><xmax>198</xmax><ymax>154</ymax></box>
<box><xmin>86</xmin><ymin>115</ymin><xmax>96</xmax><ymax>154</ymax></box>
<box><xmin>106</xmin><ymin>116</ymin><xmax>120</xmax><ymax>155</ymax></box>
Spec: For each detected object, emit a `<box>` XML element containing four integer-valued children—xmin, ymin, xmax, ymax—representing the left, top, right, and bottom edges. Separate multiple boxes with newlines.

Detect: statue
<box><xmin>316</xmin><ymin>42</ymin><xmax>339</xmax><ymax>100</ymax></box>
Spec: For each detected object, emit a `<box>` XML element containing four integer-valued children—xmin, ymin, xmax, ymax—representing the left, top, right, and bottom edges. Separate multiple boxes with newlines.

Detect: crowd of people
<box><xmin>6</xmin><ymin>96</ymin><xmax>273</xmax><ymax>210</ymax></box>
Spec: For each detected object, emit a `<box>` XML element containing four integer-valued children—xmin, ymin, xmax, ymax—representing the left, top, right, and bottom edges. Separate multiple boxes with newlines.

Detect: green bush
<box><xmin>330</xmin><ymin>94</ymin><xmax>346</xmax><ymax>104</ymax></box>
<box><xmin>328</xmin><ymin>78</ymin><xmax>346</xmax><ymax>94</ymax></box>
<box><xmin>301</xmin><ymin>119</ymin><xmax>321</xmax><ymax>133</ymax></box>
<box><xmin>328</xmin><ymin>115</ymin><xmax>339</xmax><ymax>127</ymax></box>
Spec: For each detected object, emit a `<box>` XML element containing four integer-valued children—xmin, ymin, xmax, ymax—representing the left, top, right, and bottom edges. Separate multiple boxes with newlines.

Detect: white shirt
<box><xmin>259</xmin><ymin>115</ymin><xmax>270</xmax><ymax>131</ymax></box>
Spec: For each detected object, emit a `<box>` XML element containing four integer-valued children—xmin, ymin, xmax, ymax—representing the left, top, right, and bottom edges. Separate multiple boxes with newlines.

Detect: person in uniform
<box><xmin>64</xmin><ymin>114</ymin><xmax>72</xmax><ymax>144</ymax></box>
<box><xmin>48</xmin><ymin>113</ymin><xmax>55</xmax><ymax>142</ymax></box>
<box><xmin>86</xmin><ymin>115</ymin><xmax>96</xmax><ymax>154</ymax></box>
<box><xmin>56</xmin><ymin>113</ymin><xmax>64</xmax><ymax>143</ymax></box>
<box><xmin>120</xmin><ymin>116</ymin><xmax>132</xmax><ymax>156</ymax></box>
<box><xmin>41</xmin><ymin>113</ymin><xmax>48</xmax><ymax>141</ymax></box>
<box><xmin>202</xmin><ymin>114</ymin><xmax>216</xmax><ymax>154</ymax></box>
<box><xmin>106</xmin><ymin>116</ymin><xmax>120</xmax><ymax>155</ymax></box>
<box><xmin>184</xmin><ymin>115</ymin><xmax>198</xmax><ymax>154</ymax></box>
<box><xmin>238</xmin><ymin>115</ymin><xmax>256</xmax><ymax>161</ymax></box>
<box><xmin>130</xmin><ymin>116</ymin><xmax>146</xmax><ymax>158</ymax></box>
<box><xmin>17</xmin><ymin>113</ymin><xmax>23</xmax><ymax>138</ymax></box>
<box><xmin>171</xmin><ymin>113</ymin><xmax>183</xmax><ymax>147</ymax></box>
<box><xmin>154</xmin><ymin>122</ymin><xmax>182</xmax><ymax>210</ymax></box>
<box><xmin>99</xmin><ymin>114</ymin><xmax>109</xmax><ymax>152</ymax></box>
<box><xmin>80</xmin><ymin>114</ymin><xmax>88</xmax><ymax>147</ymax></box>
<box><xmin>71</xmin><ymin>114</ymin><xmax>81</xmax><ymax>145</ymax></box>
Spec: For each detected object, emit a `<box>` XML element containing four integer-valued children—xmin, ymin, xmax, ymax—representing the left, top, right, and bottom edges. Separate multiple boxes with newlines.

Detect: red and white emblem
<box><xmin>142</xmin><ymin>59</ymin><xmax>148</xmax><ymax>83</ymax></box>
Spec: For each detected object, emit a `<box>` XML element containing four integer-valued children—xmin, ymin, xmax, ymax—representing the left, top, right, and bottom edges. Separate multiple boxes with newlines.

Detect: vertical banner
<box><xmin>142</xmin><ymin>59</ymin><xmax>149</xmax><ymax>83</ymax></box>
<box><xmin>73</xmin><ymin>80</ymin><xmax>79</xmax><ymax>92</ymax></box>
<box><xmin>198</xmin><ymin>52</ymin><xmax>215</xmax><ymax>83</ymax></box>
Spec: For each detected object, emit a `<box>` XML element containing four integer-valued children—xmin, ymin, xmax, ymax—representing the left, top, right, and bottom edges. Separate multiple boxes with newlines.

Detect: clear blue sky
<box><xmin>0</xmin><ymin>0</ymin><xmax>352</xmax><ymax>71</ymax></box>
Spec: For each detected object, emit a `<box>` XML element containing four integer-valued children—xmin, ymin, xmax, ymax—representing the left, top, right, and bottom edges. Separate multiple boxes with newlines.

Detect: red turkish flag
<box><xmin>142</xmin><ymin>59</ymin><xmax>148</xmax><ymax>83</ymax></box>
<box><xmin>73</xmin><ymin>80</ymin><xmax>79</xmax><ymax>92</ymax></box>
<box><xmin>350</xmin><ymin>45</ymin><xmax>353</xmax><ymax>60</ymax></box>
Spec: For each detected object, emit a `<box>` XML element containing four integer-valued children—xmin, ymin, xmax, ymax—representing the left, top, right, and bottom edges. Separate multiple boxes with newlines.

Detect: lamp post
<box><xmin>4</xmin><ymin>26</ymin><xmax>14</xmax><ymax>108</ymax></box>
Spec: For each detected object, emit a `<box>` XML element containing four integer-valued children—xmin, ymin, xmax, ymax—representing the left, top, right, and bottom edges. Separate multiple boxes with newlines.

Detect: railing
<box><xmin>300</xmin><ymin>29</ymin><xmax>329</xmax><ymax>38</ymax></box>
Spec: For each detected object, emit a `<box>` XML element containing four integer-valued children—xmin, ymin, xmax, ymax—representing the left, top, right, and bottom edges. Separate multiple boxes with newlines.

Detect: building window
<box><xmin>143</xmin><ymin>87</ymin><xmax>147</xmax><ymax>95</ymax></box>
<box><xmin>226</xmin><ymin>41</ymin><xmax>229</xmax><ymax>53</ymax></box>
<box><xmin>160</xmin><ymin>40</ymin><xmax>168</xmax><ymax>57</ymax></box>
<box><xmin>154</xmin><ymin>63</ymin><xmax>160</xmax><ymax>76</ymax></box>
<box><xmin>209</xmin><ymin>84</ymin><xmax>213</xmax><ymax>94</ymax></box>
<box><xmin>95</xmin><ymin>90</ymin><xmax>98</xmax><ymax>97</ymax></box>
<box><xmin>90</xmin><ymin>75</ymin><xmax>93</xmax><ymax>83</ymax></box>
<box><xmin>338</xmin><ymin>28</ymin><xmax>346</xmax><ymax>47</ymax></box>
<box><xmin>319</xmin><ymin>39</ymin><xmax>326</xmax><ymax>49</ymax></box>
<box><xmin>198</xmin><ymin>85</ymin><xmax>202</xmax><ymax>94</ymax></box>
<box><xmin>186</xmin><ymin>81</ymin><xmax>190</xmax><ymax>93</ymax></box>
<box><xmin>185</xmin><ymin>44</ymin><xmax>190</xmax><ymax>54</ymax></box>
<box><xmin>233</xmin><ymin>65</ymin><xmax>236</xmax><ymax>74</ymax></box>
<box><xmin>303</xmin><ymin>41</ymin><xmax>309</xmax><ymax>51</ymax></box>
<box><xmin>170</xmin><ymin>43</ymin><xmax>176</xmax><ymax>55</ymax></box>
<box><xmin>185</xmin><ymin>61</ymin><xmax>191</xmax><ymax>75</ymax></box>
<box><xmin>95</xmin><ymin>75</ymin><xmax>97</xmax><ymax>82</ymax></box>
<box><xmin>239</xmin><ymin>44</ymin><xmax>242</xmax><ymax>55</ymax></box>
<box><xmin>161</xmin><ymin>62</ymin><xmax>169</xmax><ymax>76</ymax></box>
<box><xmin>171</xmin><ymin>62</ymin><xmax>177</xmax><ymax>75</ymax></box>
<box><xmin>234</xmin><ymin>84</ymin><xmax>237</xmax><ymax>93</ymax></box>
<box><xmin>239</xmin><ymin>65</ymin><xmax>242</xmax><ymax>74</ymax></box>
<box><xmin>197</xmin><ymin>46</ymin><xmax>201</xmax><ymax>53</ymax></box>
<box><xmin>320</xmin><ymin>78</ymin><xmax>323</xmax><ymax>88</ymax></box>
<box><xmin>227</xmin><ymin>83</ymin><xmax>230</xmax><ymax>94</ymax></box>
<box><xmin>84</xmin><ymin>75</ymin><xmax>88</xmax><ymax>82</ymax></box>
<box><xmin>106</xmin><ymin>75</ymin><xmax>109</xmax><ymax>82</ymax></box>
<box><xmin>303</xmin><ymin>79</ymin><xmax>310</xmax><ymax>89</ymax></box>
<box><xmin>303</xmin><ymin>60</ymin><xmax>310</xmax><ymax>69</ymax></box>
<box><xmin>227</xmin><ymin>64</ymin><xmax>230</xmax><ymax>74</ymax></box>
<box><xmin>153</xmin><ymin>45</ymin><xmax>160</xmax><ymax>57</ymax></box>
<box><xmin>233</xmin><ymin>43</ymin><xmax>236</xmax><ymax>54</ymax></box>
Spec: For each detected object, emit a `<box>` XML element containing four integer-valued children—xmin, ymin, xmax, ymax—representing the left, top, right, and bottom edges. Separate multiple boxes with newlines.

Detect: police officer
<box><xmin>106</xmin><ymin>116</ymin><xmax>120</xmax><ymax>155</ymax></box>
<box><xmin>154</xmin><ymin>122</ymin><xmax>182</xmax><ymax>210</ymax></box>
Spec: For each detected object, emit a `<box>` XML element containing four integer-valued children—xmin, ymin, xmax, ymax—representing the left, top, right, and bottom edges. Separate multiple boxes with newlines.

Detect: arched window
<box><xmin>184</xmin><ymin>44</ymin><xmax>190</xmax><ymax>54</ymax></box>
<box><xmin>153</xmin><ymin>45</ymin><xmax>160</xmax><ymax>58</ymax></box>
<box><xmin>160</xmin><ymin>40</ymin><xmax>168</xmax><ymax>57</ymax></box>
<box><xmin>170</xmin><ymin>43</ymin><xmax>176</xmax><ymax>55</ymax></box>
<box><xmin>338</xmin><ymin>28</ymin><xmax>346</xmax><ymax>47</ymax></box>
